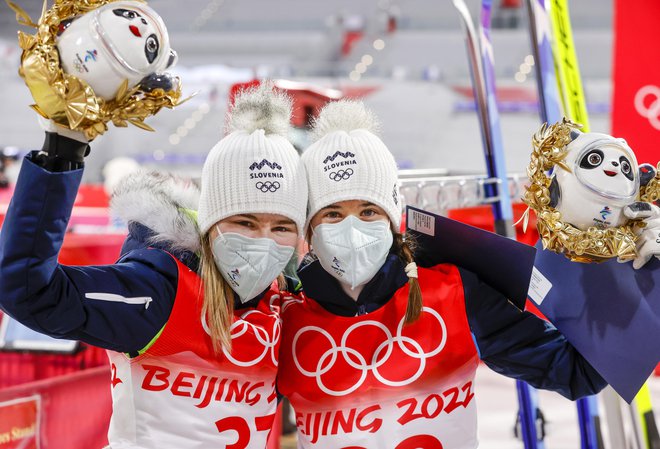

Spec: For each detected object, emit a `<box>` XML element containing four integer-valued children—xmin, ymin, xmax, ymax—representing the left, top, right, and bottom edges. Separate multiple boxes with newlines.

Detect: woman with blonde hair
<box><xmin>0</xmin><ymin>84</ymin><xmax>306</xmax><ymax>448</ymax></box>
<box><xmin>277</xmin><ymin>100</ymin><xmax>607</xmax><ymax>448</ymax></box>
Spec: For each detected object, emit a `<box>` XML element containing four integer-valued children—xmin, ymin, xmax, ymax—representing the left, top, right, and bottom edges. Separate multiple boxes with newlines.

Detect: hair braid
<box><xmin>392</xmin><ymin>231</ymin><xmax>422</xmax><ymax>324</ymax></box>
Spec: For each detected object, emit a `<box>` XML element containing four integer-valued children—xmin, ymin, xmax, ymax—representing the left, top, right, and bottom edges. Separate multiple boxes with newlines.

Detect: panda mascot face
<box><xmin>551</xmin><ymin>131</ymin><xmax>640</xmax><ymax>230</ymax></box>
<box><xmin>56</xmin><ymin>1</ymin><xmax>176</xmax><ymax>100</ymax></box>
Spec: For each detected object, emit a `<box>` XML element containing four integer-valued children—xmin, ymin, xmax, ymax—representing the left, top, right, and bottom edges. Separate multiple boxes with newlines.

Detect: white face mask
<box><xmin>311</xmin><ymin>215</ymin><xmax>393</xmax><ymax>289</ymax></box>
<box><xmin>212</xmin><ymin>229</ymin><xmax>295</xmax><ymax>303</ymax></box>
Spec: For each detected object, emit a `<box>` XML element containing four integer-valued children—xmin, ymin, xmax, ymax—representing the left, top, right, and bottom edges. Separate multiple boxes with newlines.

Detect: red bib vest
<box><xmin>278</xmin><ymin>264</ymin><xmax>480</xmax><ymax>449</ymax></box>
<box><xmin>107</xmin><ymin>254</ymin><xmax>281</xmax><ymax>449</ymax></box>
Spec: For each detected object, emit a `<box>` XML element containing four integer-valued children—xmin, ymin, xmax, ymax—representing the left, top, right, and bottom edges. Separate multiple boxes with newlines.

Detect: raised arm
<box><xmin>0</xmin><ymin>132</ymin><xmax>176</xmax><ymax>355</ymax></box>
<box><xmin>458</xmin><ymin>267</ymin><xmax>607</xmax><ymax>400</ymax></box>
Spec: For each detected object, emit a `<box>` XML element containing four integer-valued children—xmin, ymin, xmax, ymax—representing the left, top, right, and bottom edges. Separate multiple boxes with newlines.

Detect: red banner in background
<box><xmin>611</xmin><ymin>0</ymin><xmax>660</xmax><ymax>164</ymax></box>
<box><xmin>0</xmin><ymin>396</ymin><xmax>39</xmax><ymax>449</ymax></box>
<box><xmin>0</xmin><ymin>367</ymin><xmax>111</xmax><ymax>449</ymax></box>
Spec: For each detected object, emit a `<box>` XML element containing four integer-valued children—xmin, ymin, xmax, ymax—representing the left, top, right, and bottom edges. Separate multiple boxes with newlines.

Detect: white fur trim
<box><xmin>110</xmin><ymin>170</ymin><xmax>201</xmax><ymax>253</ymax></box>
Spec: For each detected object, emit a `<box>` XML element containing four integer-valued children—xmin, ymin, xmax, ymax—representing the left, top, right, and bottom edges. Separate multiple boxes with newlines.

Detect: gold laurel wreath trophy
<box><xmin>6</xmin><ymin>0</ymin><xmax>184</xmax><ymax>141</ymax></box>
<box><xmin>520</xmin><ymin>118</ymin><xmax>660</xmax><ymax>263</ymax></box>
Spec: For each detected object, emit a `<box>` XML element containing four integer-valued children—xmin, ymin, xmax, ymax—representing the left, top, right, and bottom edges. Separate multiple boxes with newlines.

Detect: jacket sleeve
<box><xmin>0</xmin><ymin>152</ymin><xmax>177</xmax><ymax>354</ymax></box>
<box><xmin>458</xmin><ymin>267</ymin><xmax>607</xmax><ymax>400</ymax></box>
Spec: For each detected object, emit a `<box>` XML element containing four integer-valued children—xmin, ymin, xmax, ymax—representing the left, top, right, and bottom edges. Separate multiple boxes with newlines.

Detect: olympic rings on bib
<box><xmin>255</xmin><ymin>181</ymin><xmax>281</xmax><ymax>192</ymax></box>
<box><xmin>328</xmin><ymin>169</ymin><xmax>354</xmax><ymax>182</ymax></box>
<box><xmin>292</xmin><ymin>307</ymin><xmax>447</xmax><ymax>396</ymax></box>
<box><xmin>201</xmin><ymin>308</ymin><xmax>281</xmax><ymax>367</ymax></box>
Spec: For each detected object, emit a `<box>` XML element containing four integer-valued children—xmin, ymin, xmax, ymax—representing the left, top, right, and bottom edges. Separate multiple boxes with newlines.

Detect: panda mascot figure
<box><xmin>56</xmin><ymin>1</ymin><xmax>178</xmax><ymax>100</ymax></box>
<box><xmin>523</xmin><ymin>118</ymin><xmax>660</xmax><ymax>266</ymax></box>
<box><xmin>8</xmin><ymin>0</ymin><xmax>182</xmax><ymax>140</ymax></box>
<box><xmin>550</xmin><ymin>129</ymin><xmax>654</xmax><ymax>230</ymax></box>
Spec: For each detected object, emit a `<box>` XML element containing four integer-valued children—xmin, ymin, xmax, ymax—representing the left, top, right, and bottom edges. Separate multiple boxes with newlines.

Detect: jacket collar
<box><xmin>112</xmin><ymin>170</ymin><xmax>202</xmax><ymax>256</ymax></box>
<box><xmin>298</xmin><ymin>253</ymin><xmax>408</xmax><ymax>316</ymax></box>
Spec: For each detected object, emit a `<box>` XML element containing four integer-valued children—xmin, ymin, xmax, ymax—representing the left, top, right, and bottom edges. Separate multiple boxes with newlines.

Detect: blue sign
<box><xmin>530</xmin><ymin>242</ymin><xmax>660</xmax><ymax>402</ymax></box>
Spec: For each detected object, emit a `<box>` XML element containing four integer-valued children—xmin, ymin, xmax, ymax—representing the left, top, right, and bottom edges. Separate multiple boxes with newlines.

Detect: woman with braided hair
<box><xmin>277</xmin><ymin>100</ymin><xmax>608</xmax><ymax>449</ymax></box>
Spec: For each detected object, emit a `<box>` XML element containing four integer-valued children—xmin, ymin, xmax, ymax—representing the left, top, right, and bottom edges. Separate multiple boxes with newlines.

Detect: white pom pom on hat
<box><xmin>302</xmin><ymin>100</ymin><xmax>401</xmax><ymax>230</ymax></box>
<box><xmin>310</xmin><ymin>100</ymin><xmax>380</xmax><ymax>142</ymax></box>
<box><xmin>197</xmin><ymin>82</ymin><xmax>308</xmax><ymax>235</ymax></box>
<box><xmin>228</xmin><ymin>83</ymin><xmax>292</xmax><ymax>136</ymax></box>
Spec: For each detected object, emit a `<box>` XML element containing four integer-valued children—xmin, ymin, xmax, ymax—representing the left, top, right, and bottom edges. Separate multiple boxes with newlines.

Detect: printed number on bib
<box><xmin>215</xmin><ymin>414</ymin><xmax>274</xmax><ymax>449</ymax></box>
<box><xmin>396</xmin><ymin>381</ymin><xmax>474</xmax><ymax>425</ymax></box>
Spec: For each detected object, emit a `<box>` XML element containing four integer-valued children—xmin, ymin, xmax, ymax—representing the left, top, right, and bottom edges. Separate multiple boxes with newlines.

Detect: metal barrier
<box><xmin>398</xmin><ymin>170</ymin><xmax>529</xmax><ymax>215</ymax></box>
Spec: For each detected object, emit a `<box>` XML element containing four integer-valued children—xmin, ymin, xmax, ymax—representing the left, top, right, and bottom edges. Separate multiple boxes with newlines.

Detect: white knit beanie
<box><xmin>302</xmin><ymin>100</ymin><xmax>401</xmax><ymax>229</ymax></box>
<box><xmin>198</xmin><ymin>84</ymin><xmax>307</xmax><ymax>235</ymax></box>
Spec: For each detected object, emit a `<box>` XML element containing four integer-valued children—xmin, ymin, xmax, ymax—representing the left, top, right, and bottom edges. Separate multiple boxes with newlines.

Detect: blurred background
<box><xmin>1</xmin><ymin>2</ymin><xmax>659</xmax><ymax>449</ymax></box>
<box><xmin>0</xmin><ymin>0</ymin><xmax>614</xmax><ymax>183</ymax></box>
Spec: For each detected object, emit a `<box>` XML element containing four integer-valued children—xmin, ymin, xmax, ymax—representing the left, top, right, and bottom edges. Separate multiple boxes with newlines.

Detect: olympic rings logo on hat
<box><xmin>328</xmin><ymin>169</ymin><xmax>354</xmax><ymax>182</ymax></box>
<box><xmin>634</xmin><ymin>85</ymin><xmax>660</xmax><ymax>131</ymax></box>
<box><xmin>292</xmin><ymin>307</ymin><xmax>447</xmax><ymax>396</ymax></box>
<box><xmin>201</xmin><ymin>309</ymin><xmax>281</xmax><ymax>367</ymax></box>
<box><xmin>255</xmin><ymin>181</ymin><xmax>281</xmax><ymax>192</ymax></box>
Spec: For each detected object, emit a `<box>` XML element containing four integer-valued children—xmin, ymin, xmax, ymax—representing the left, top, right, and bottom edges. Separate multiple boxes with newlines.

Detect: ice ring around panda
<box><xmin>8</xmin><ymin>0</ymin><xmax>182</xmax><ymax>141</ymax></box>
<box><xmin>520</xmin><ymin>118</ymin><xmax>659</xmax><ymax>263</ymax></box>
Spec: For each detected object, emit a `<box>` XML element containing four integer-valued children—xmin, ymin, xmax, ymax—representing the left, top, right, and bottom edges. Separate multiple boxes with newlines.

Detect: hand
<box><xmin>623</xmin><ymin>202</ymin><xmax>660</xmax><ymax>269</ymax></box>
<box><xmin>35</xmin><ymin>118</ymin><xmax>90</xmax><ymax>172</ymax></box>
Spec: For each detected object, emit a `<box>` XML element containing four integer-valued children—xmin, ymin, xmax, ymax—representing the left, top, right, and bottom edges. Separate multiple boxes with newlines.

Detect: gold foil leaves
<box><xmin>640</xmin><ymin>163</ymin><xmax>660</xmax><ymax>204</ymax></box>
<box><xmin>521</xmin><ymin>118</ymin><xmax>641</xmax><ymax>263</ymax></box>
<box><xmin>8</xmin><ymin>0</ymin><xmax>181</xmax><ymax>141</ymax></box>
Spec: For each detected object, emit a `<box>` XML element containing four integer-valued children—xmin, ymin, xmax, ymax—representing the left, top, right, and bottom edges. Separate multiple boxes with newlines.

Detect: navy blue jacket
<box><xmin>298</xmin><ymin>254</ymin><xmax>607</xmax><ymax>400</ymax></box>
<box><xmin>0</xmin><ymin>153</ymin><xmax>260</xmax><ymax>356</ymax></box>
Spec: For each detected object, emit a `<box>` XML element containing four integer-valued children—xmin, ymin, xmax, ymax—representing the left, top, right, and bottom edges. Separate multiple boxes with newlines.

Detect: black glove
<box><xmin>33</xmin><ymin>119</ymin><xmax>90</xmax><ymax>172</ymax></box>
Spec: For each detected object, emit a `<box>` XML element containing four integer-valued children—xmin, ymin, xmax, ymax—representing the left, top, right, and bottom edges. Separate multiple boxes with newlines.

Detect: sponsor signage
<box><xmin>0</xmin><ymin>396</ymin><xmax>40</xmax><ymax>449</ymax></box>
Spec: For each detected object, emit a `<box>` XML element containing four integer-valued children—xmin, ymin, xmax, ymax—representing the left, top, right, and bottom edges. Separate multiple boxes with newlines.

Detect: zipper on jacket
<box><xmin>85</xmin><ymin>292</ymin><xmax>153</xmax><ymax>309</ymax></box>
<box><xmin>357</xmin><ymin>304</ymin><xmax>367</xmax><ymax>316</ymax></box>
